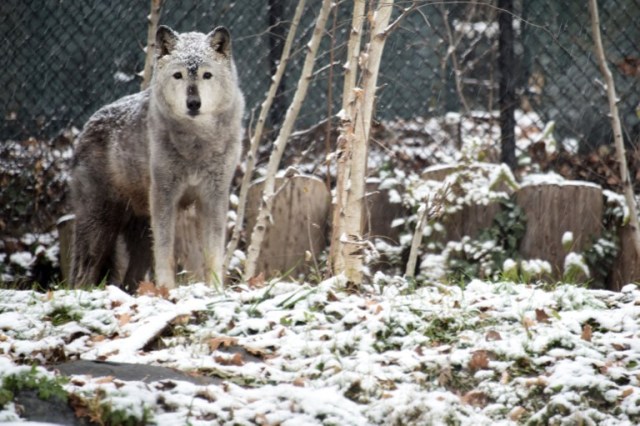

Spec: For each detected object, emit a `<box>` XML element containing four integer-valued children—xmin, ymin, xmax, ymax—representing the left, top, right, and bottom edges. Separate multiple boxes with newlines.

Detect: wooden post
<box><xmin>498</xmin><ymin>0</ymin><xmax>516</xmax><ymax>169</ymax></box>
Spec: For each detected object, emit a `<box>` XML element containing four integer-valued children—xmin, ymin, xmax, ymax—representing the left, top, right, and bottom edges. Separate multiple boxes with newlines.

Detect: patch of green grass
<box><xmin>47</xmin><ymin>305</ymin><xmax>82</xmax><ymax>326</ymax></box>
<box><xmin>0</xmin><ymin>365</ymin><xmax>68</xmax><ymax>408</ymax></box>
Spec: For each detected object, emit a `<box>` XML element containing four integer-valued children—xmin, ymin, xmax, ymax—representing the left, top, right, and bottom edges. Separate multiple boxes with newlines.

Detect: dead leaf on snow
<box><xmin>535</xmin><ymin>308</ymin><xmax>550</xmax><ymax>324</ymax></box>
<box><xmin>137</xmin><ymin>281</ymin><xmax>170</xmax><ymax>299</ymax></box>
<box><xmin>469</xmin><ymin>350</ymin><xmax>492</xmax><ymax>371</ymax></box>
<box><xmin>68</xmin><ymin>393</ymin><xmax>96</xmax><ymax>423</ymax></box>
<box><xmin>214</xmin><ymin>352</ymin><xmax>244</xmax><ymax>366</ymax></box>
<box><xmin>621</xmin><ymin>388</ymin><xmax>634</xmax><ymax>399</ymax></box>
<box><xmin>581</xmin><ymin>323</ymin><xmax>593</xmax><ymax>342</ymax></box>
<box><xmin>95</xmin><ymin>375</ymin><xmax>114</xmax><ymax>384</ymax></box>
<box><xmin>245</xmin><ymin>345</ymin><xmax>270</xmax><ymax>358</ymax></box>
<box><xmin>438</xmin><ymin>366</ymin><xmax>452</xmax><ymax>386</ymax></box>
<box><xmin>248</xmin><ymin>272</ymin><xmax>265</xmax><ymax>289</ymax></box>
<box><xmin>485</xmin><ymin>330</ymin><xmax>502</xmax><ymax>341</ymax></box>
<box><xmin>172</xmin><ymin>314</ymin><xmax>191</xmax><ymax>326</ymax></box>
<box><xmin>611</xmin><ymin>342</ymin><xmax>630</xmax><ymax>351</ymax></box>
<box><xmin>509</xmin><ymin>406</ymin><xmax>527</xmax><ymax>421</ymax></box>
<box><xmin>524</xmin><ymin>376</ymin><xmax>548</xmax><ymax>387</ymax></box>
<box><xmin>117</xmin><ymin>313</ymin><xmax>132</xmax><ymax>327</ymax></box>
<box><xmin>461</xmin><ymin>389</ymin><xmax>488</xmax><ymax>407</ymax></box>
<box><xmin>208</xmin><ymin>336</ymin><xmax>238</xmax><ymax>352</ymax></box>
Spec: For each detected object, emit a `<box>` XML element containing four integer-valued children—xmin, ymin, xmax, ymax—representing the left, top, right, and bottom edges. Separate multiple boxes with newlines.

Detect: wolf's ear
<box><xmin>207</xmin><ymin>27</ymin><xmax>231</xmax><ymax>57</ymax></box>
<box><xmin>156</xmin><ymin>25</ymin><xmax>179</xmax><ymax>57</ymax></box>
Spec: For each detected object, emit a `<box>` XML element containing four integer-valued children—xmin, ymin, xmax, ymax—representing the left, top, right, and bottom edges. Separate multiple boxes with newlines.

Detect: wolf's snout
<box><xmin>187</xmin><ymin>96</ymin><xmax>201</xmax><ymax>113</ymax></box>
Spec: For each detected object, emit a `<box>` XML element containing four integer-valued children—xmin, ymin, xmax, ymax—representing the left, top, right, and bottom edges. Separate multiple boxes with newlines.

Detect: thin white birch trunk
<box><xmin>588</xmin><ymin>0</ymin><xmax>640</xmax><ymax>258</ymax></box>
<box><xmin>330</xmin><ymin>0</ymin><xmax>366</xmax><ymax>275</ymax></box>
<box><xmin>140</xmin><ymin>0</ymin><xmax>163</xmax><ymax>90</ymax></box>
<box><xmin>339</xmin><ymin>0</ymin><xmax>394</xmax><ymax>284</ymax></box>
<box><xmin>223</xmin><ymin>0</ymin><xmax>306</xmax><ymax>275</ymax></box>
<box><xmin>244</xmin><ymin>0</ymin><xmax>333</xmax><ymax>280</ymax></box>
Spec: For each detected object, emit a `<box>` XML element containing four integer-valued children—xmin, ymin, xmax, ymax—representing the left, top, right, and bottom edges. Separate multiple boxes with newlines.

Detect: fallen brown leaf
<box><xmin>535</xmin><ymin>308</ymin><xmax>550</xmax><ymax>324</ymax></box>
<box><xmin>485</xmin><ymin>330</ymin><xmax>502</xmax><ymax>341</ymax></box>
<box><xmin>117</xmin><ymin>313</ymin><xmax>132</xmax><ymax>327</ymax></box>
<box><xmin>581</xmin><ymin>323</ymin><xmax>593</xmax><ymax>342</ymax></box>
<box><xmin>137</xmin><ymin>281</ymin><xmax>170</xmax><ymax>299</ymax></box>
<box><xmin>214</xmin><ymin>352</ymin><xmax>244</xmax><ymax>366</ymax></box>
<box><xmin>438</xmin><ymin>366</ymin><xmax>452</xmax><ymax>387</ymax></box>
<box><xmin>469</xmin><ymin>350</ymin><xmax>491</xmax><ymax>371</ymax></box>
<box><xmin>172</xmin><ymin>314</ymin><xmax>191</xmax><ymax>326</ymax></box>
<box><xmin>509</xmin><ymin>406</ymin><xmax>527</xmax><ymax>421</ymax></box>
<box><xmin>621</xmin><ymin>388</ymin><xmax>634</xmax><ymax>399</ymax></box>
<box><xmin>208</xmin><ymin>336</ymin><xmax>238</xmax><ymax>352</ymax></box>
<box><xmin>95</xmin><ymin>376</ymin><xmax>114</xmax><ymax>384</ymax></box>
<box><xmin>461</xmin><ymin>389</ymin><xmax>488</xmax><ymax>407</ymax></box>
<box><xmin>247</xmin><ymin>272</ymin><xmax>265</xmax><ymax>289</ymax></box>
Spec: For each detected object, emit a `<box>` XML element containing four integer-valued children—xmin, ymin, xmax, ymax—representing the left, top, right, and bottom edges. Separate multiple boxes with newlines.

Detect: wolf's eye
<box><xmin>203</xmin><ymin>72</ymin><xmax>212</xmax><ymax>80</ymax></box>
<box><xmin>173</xmin><ymin>72</ymin><xmax>183</xmax><ymax>79</ymax></box>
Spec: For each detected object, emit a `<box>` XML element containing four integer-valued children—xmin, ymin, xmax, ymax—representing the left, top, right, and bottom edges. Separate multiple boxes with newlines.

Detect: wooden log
<box><xmin>515</xmin><ymin>181</ymin><xmax>602</xmax><ymax>278</ymax></box>
<box><xmin>246</xmin><ymin>175</ymin><xmax>330</xmax><ymax>278</ymax></box>
<box><xmin>421</xmin><ymin>163</ymin><xmax>513</xmax><ymax>242</ymax></box>
<box><xmin>363</xmin><ymin>181</ymin><xmax>405</xmax><ymax>245</ymax></box>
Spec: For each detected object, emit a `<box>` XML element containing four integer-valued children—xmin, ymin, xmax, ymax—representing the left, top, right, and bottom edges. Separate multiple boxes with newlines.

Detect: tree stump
<box><xmin>608</xmin><ymin>224</ymin><xmax>640</xmax><ymax>291</ymax></box>
<box><xmin>246</xmin><ymin>175</ymin><xmax>330</xmax><ymax>278</ymax></box>
<box><xmin>421</xmin><ymin>163</ymin><xmax>513</xmax><ymax>242</ymax></box>
<box><xmin>363</xmin><ymin>180</ymin><xmax>405</xmax><ymax>245</ymax></box>
<box><xmin>515</xmin><ymin>182</ymin><xmax>602</xmax><ymax>278</ymax></box>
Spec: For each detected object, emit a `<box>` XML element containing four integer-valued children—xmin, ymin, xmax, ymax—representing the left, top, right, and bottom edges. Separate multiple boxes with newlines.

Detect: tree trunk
<box><xmin>330</xmin><ymin>0</ymin><xmax>366</xmax><ymax>276</ymax></box>
<box><xmin>224</xmin><ymin>0</ymin><xmax>306</xmax><ymax>275</ymax></box>
<box><xmin>335</xmin><ymin>0</ymin><xmax>394</xmax><ymax>285</ymax></box>
<box><xmin>140</xmin><ymin>0</ymin><xmax>163</xmax><ymax>90</ymax></box>
<box><xmin>588</xmin><ymin>0</ymin><xmax>640</xmax><ymax>261</ymax></box>
<box><xmin>244</xmin><ymin>0</ymin><xmax>333</xmax><ymax>281</ymax></box>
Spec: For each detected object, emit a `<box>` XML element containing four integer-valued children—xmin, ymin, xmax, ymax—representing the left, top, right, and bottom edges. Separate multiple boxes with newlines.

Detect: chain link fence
<box><xmin>2</xmin><ymin>0</ymin><xmax>640</xmax><ymax>232</ymax></box>
<box><xmin>2</xmin><ymin>0</ymin><xmax>639</xmax><ymax>143</ymax></box>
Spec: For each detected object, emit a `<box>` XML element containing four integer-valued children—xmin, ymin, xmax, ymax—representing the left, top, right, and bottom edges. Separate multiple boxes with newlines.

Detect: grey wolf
<box><xmin>70</xmin><ymin>25</ymin><xmax>244</xmax><ymax>290</ymax></box>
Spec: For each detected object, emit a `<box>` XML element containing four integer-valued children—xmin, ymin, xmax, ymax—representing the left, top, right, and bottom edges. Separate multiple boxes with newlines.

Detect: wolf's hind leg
<box><xmin>70</xmin><ymin>210</ymin><xmax>121</xmax><ymax>287</ymax></box>
<box><xmin>122</xmin><ymin>216</ymin><xmax>152</xmax><ymax>293</ymax></box>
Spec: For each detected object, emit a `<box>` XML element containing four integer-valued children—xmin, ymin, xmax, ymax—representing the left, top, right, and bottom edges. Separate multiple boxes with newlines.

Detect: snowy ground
<box><xmin>1</xmin><ymin>276</ymin><xmax>639</xmax><ymax>425</ymax></box>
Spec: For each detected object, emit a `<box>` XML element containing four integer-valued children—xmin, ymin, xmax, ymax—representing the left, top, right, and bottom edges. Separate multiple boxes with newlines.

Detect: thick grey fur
<box><xmin>70</xmin><ymin>25</ymin><xmax>244</xmax><ymax>291</ymax></box>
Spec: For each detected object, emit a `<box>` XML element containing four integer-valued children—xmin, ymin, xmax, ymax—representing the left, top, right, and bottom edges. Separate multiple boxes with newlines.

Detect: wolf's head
<box><xmin>152</xmin><ymin>25</ymin><xmax>239</xmax><ymax>119</ymax></box>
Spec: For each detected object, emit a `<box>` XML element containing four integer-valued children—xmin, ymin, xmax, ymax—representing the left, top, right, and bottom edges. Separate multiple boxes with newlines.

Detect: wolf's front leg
<box><xmin>150</xmin><ymin>178</ymin><xmax>178</xmax><ymax>289</ymax></box>
<box><xmin>198</xmin><ymin>195</ymin><xmax>227</xmax><ymax>287</ymax></box>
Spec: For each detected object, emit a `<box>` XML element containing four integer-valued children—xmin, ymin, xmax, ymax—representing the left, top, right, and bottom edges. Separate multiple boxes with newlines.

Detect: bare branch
<box><xmin>588</xmin><ymin>0</ymin><xmax>640</xmax><ymax>259</ymax></box>
<box><xmin>244</xmin><ymin>0</ymin><xmax>334</xmax><ymax>280</ymax></box>
<box><xmin>140</xmin><ymin>0</ymin><xmax>164</xmax><ymax>90</ymax></box>
<box><xmin>223</xmin><ymin>0</ymin><xmax>307</xmax><ymax>275</ymax></box>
